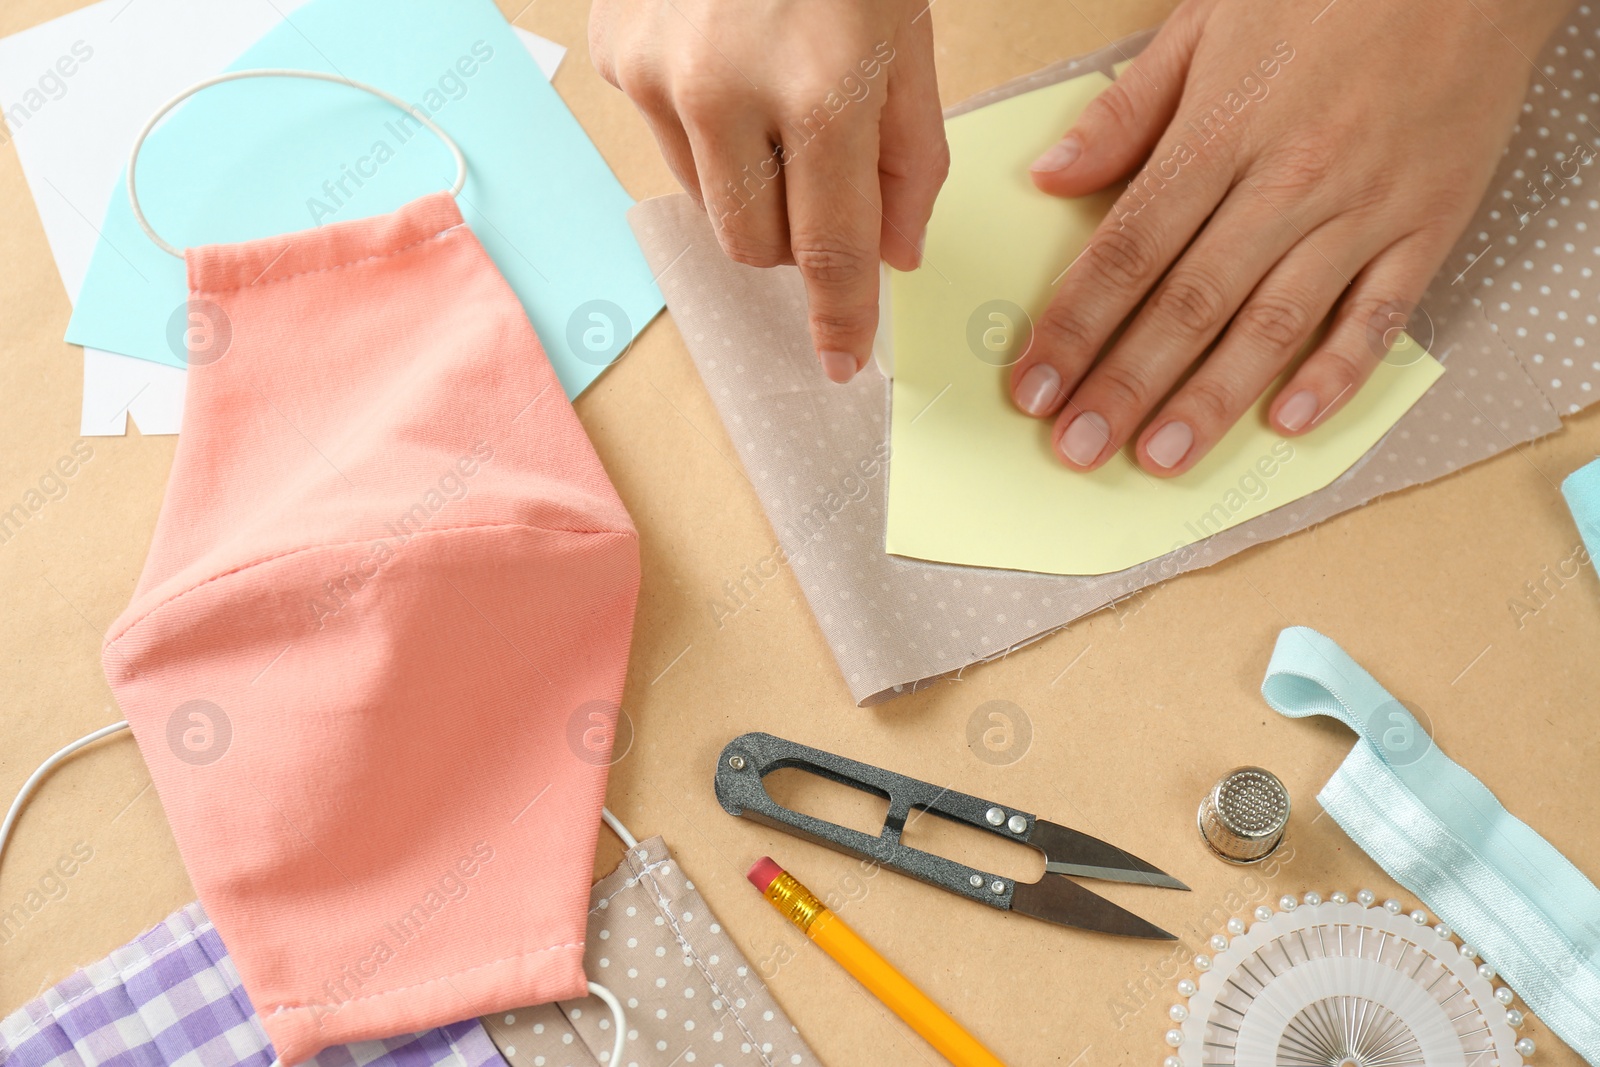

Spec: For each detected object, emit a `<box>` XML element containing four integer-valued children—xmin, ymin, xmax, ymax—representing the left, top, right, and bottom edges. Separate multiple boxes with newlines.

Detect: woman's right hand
<box><xmin>589</xmin><ymin>0</ymin><xmax>948</xmax><ymax>383</ymax></box>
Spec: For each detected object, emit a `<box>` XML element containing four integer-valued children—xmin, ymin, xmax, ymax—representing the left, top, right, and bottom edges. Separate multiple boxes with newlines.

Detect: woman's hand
<box><xmin>1010</xmin><ymin>0</ymin><xmax>1568</xmax><ymax>475</ymax></box>
<box><xmin>590</xmin><ymin>0</ymin><xmax>947</xmax><ymax>383</ymax></box>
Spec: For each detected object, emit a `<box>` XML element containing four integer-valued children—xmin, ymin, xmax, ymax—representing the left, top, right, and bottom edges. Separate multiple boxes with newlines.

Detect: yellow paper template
<box><xmin>886</xmin><ymin>73</ymin><xmax>1444</xmax><ymax>576</ymax></box>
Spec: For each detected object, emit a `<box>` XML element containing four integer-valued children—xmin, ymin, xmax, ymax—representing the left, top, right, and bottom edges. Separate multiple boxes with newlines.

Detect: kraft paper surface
<box><xmin>4</xmin><ymin>3</ymin><xmax>1598</xmax><ymax>1067</ymax></box>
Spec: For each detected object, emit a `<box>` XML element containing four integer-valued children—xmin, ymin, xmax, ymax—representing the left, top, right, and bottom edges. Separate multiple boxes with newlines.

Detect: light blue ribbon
<box><xmin>1563</xmin><ymin>458</ymin><xmax>1600</xmax><ymax>567</ymax></box>
<box><xmin>1262</xmin><ymin>626</ymin><xmax>1600</xmax><ymax>1064</ymax></box>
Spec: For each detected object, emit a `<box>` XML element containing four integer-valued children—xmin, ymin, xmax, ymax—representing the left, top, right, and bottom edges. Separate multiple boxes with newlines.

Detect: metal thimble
<box><xmin>1197</xmin><ymin>766</ymin><xmax>1290</xmax><ymax>863</ymax></box>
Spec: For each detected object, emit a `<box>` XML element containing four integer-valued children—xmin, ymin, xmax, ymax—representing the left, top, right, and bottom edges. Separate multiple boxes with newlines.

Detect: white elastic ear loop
<box><xmin>127</xmin><ymin>69</ymin><xmax>469</xmax><ymax>259</ymax></box>
<box><xmin>586</xmin><ymin>979</ymin><xmax>628</xmax><ymax>1065</ymax></box>
<box><xmin>0</xmin><ymin>720</ymin><xmax>130</xmax><ymax>869</ymax></box>
<box><xmin>600</xmin><ymin>805</ymin><xmax>639</xmax><ymax>850</ymax></box>
<box><xmin>591</xmin><ymin>806</ymin><xmax>637</xmax><ymax>1063</ymax></box>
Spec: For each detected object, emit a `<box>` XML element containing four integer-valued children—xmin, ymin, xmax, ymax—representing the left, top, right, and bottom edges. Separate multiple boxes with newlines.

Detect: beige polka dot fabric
<box><xmin>481</xmin><ymin>837</ymin><xmax>814</xmax><ymax>1067</ymax></box>
<box><xmin>626</xmin><ymin>24</ymin><xmax>1580</xmax><ymax>706</ymax></box>
<box><xmin>1444</xmin><ymin>1</ymin><xmax>1600</xmax><ymax>415</ymax></box>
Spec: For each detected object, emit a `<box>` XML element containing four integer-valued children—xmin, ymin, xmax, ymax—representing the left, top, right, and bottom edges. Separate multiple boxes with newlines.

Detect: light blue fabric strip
<box><xmin>1562</xmin><ymin>458</ymin><xmax>1600</xmax><ymax>566</ymax></box>
<box><xmin>1262</xmin><ymin>626</ymin><xmax>1600</xmax><ymax>1064</ymax></box>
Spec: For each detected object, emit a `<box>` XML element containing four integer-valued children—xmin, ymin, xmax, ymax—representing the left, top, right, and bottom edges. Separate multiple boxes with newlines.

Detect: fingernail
<box><xmin>914</xmin><ymin>228</ymin><xmax>926</xmax><ymax>266</ymax></box>
<box><xmin>1060</xmin><ymin>411</ymin><xmax>1110</xmax><ymax>467</ymax></box>
<box><xmin>1146</xmin><ymin>421</ymin><xmax>1194</xmax><ymax>469</ymax></box>
<box><xmin>1278</xmin><ymin>389</ymin><xmax>1319</xmax><ymax>432</ymax></box>
<box><xmin>1031</xmin><ymin>134</ymin><xmax>1081</xmax><ymax>174</ymax></box>
<box><xmin>820</xmin><ymin>349</ymin><xmax>858</xmax><ymax>384</ymax></box>
<box><xmin>1013</xmin><ymin>363</ymin><xmax>1063</xmax><ymax>416</ymax></box>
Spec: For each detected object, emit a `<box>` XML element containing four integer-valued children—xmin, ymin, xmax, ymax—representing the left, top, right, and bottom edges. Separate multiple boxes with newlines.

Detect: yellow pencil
<box><xmin>749</xmin><ymin>857</ymin><xmax>1007</xmax><ymax>1067</ymax></box>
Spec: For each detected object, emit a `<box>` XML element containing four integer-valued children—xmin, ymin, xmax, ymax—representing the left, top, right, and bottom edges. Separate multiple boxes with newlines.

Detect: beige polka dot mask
<box><xmin>483</xmin><ymin>836</ymin><xmax>818</xmax><ymax>1067</ymax></box>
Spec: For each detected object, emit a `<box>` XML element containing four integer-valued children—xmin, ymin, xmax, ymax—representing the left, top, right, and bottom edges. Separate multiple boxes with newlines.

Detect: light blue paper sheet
<box><xmin>64</xmin><ymin>0</ymin><xmax>660</xmax><ymax>399</ymax></box>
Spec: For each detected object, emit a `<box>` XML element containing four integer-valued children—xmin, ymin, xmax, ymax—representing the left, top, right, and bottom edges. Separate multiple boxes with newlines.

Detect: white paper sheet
<box><xmin>0</xmin><ymin>1</ymin><xmax>564</xmax><ymax>435</ymax></box>
<box><xmin>514</xmin><ymin>25</ymin><xmax>567</xmax><ymax>81</ymax></box>
<box><xmin>80</xmin><ymin>348</ymin><xmax>187</xmax><ymax>436</ymax></box>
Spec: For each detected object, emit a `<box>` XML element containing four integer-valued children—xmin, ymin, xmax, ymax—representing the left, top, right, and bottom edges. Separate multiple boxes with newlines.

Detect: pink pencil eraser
<box><xmin>748</xmin><ymin>856</ymin><xmax>784</xmax><ymax>893</ymax></box>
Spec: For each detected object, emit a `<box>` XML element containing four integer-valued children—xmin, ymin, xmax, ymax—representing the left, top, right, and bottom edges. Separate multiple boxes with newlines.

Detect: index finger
<box><xmin>783</xmin><ymin>107</ymin><xmax>884</xmax><ymax>384</ymax></box>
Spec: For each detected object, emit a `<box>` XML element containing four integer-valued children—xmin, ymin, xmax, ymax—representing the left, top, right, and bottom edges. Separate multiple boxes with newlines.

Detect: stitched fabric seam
<box><xmin>1470</xmin><ymin>294</ymin><xmax>1564</xmax><ymax>419</ymax></box>
<box><xmin>0</xmin><ymin>912</ymin><xmax>520</xmax><ymax>1063</ymax></box>
<box><xmin>192</xmin><ymin>222</ymin><xmax>467</xmax><ymax>295</ymax></box>
<box><xmin>630</xmin><ymin>850</ymin><xmax>774</xmax><ymax>1067</ymax></box>
<box><xmin>0</xmin><ymin>914</ymin><xmax>220</xmax><ymax>1049</ymax></box>
<box><xmin>588</xmin><ymin>856</ymin><xmax>674</xmax><ymax>914</ymax></box>
<box><xmin>265</xmin><ymin>940</ymin><xmax>585</xmax><ymax>1013</ymax></box>
<box><xmin>105</xmin><ymin>523</ymin><xmax>634</xmax><ymax>649</ymax></box>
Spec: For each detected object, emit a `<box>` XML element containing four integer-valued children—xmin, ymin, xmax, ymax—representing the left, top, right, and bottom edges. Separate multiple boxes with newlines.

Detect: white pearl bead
<box><xmin>1461</xmin><ymin>944</ymin><xmax>1478</xmax><ymax>960</ymax></box>
<box><xmin>1506</xmin><ymin>1008</ymin><xmax>1524</xmax><ymax>1028</ymax></box>
<box><xmin>1515</xmin><ymin>1037</ymin><xmax>1535</xmax><ymax>1056</ymax></box>
<box><xmin>1210</xmin><ymin>933</ymin><xmax>1229</xmax><ymax>952</ymax></box>
<box><xmin>1169</xmin><ymin>1004</ymin><xmax>1188</xmax><ymax>1022</ymax></box>
<box><xmin>1356</xmin><ymin>889</ymin><xmax>1375</xmax><ymax>906</ymax></box>
<box><xmin>1478</xmin><ymin>963</ymin><xmax>1497</xmax><ymax>981</ymax></box>
<box><xmin>1496</xmin><ymin>986</ymin><xmax>1515</xmax><ymax>1006</ymax></box>
<box><xmin>1165</xmin><ymin>1028</ymin><xmax>1183</xmax><ymax>1048</ymax></box>
<box><xmin>1410</xmin><ymin>910</ymin><xmax>1429</xmax><ymax>925</ymax></box>
<box><xmin>1279</xmin><ymin>895</ymin><xmax>1298</xmax><ymax>911</ymax></box>
<box><xmin>1177</xmin><ymin>979</ymin><xmax>1198</xmax><ymax>997</ymax></box>
<box><xmin>1226</xmin><ymin>917</ymin><xmax>1245</xmax><ymax>936</ymax></box>
<box><xmin>1383</xmin><ymin>898</ymin><xmax>1403</xmax><ymax>914</ymax></box>
<box><xmin>1194</xmin><ymin>954</ymin><xmax>1212</xmax><ymax>971</ymax></box>
<box><xmin>1434</xmin><ymin>923</ymin><xmax>1453</xmax><ymax>940</ymax></box>
<box><xmin>1164</xmin><ymin>1057</ymin><xmax>1182</xmax><ymax>1067</ymax></box>
<box><xmin>1255</xmin><ymin>905</ymin><xmax>1274</xmax><ymax>921</ymax></box>
<box><xmin>1330</xmin><ymin>891</ymin><xmax>1349</xmax><ymax>905</ymax></box>
<box><xmin>1303</xmin><ymin>892</ymin><xmax>1322</xmax><ymax>906</ymax></box>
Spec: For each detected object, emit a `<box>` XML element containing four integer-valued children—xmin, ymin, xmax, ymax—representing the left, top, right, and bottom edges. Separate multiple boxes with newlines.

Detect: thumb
<box><xmin>1029</xmin><ymin>12</ymin><xmax>1203</xmax><ymax>198</ymax></box>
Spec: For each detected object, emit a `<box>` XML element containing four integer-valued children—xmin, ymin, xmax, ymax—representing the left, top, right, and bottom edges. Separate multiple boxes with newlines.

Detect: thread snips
<box><xmin>715</xmin><ymin>732</ymin><xmax>1188</xmax><ymax>939</ymax></box>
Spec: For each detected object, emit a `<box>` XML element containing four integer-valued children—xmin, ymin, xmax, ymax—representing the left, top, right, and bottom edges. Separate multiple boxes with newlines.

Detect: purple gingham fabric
<box><xmin>0</xmin><ymin>902</ymin><xmax>508</xmax><ymax>1067</ymax></box>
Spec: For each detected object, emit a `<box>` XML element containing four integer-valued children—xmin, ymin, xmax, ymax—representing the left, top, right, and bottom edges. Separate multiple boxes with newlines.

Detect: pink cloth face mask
<box><xmin>106</xmin><ymin>72</ymin><xmax>641</xmax><ymax>1065</ymax></box>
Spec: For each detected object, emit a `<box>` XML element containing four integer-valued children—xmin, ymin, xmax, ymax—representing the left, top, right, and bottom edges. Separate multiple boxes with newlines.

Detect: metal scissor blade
<box><xmin>1010</xmin><ymin>875</ymin><xmax>1176</xmax><ymax>939</ymax></box>
<box><xmin>1031</xmin><ymin>820</ymin><xmax>1190</xmax><ymax>891</ymax></box>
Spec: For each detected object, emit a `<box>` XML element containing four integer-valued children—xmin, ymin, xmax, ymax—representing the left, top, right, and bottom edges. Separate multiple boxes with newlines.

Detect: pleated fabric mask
<box><xmin>490</xmin><ymin>834</ymin><xmax>820</xmax><ymax>1067</ymax></box>
<box><xmin>103</xmin><ymin>72</ymin><xmax>641</xmax><ymax>1064</ymax></box>
<box><xmin>0</xmin><ymin>902</ymin><xmax>509</xmax><ymax>1067</ymax></box>
<box><xmin>0</xmin><ymin>838</ymin><xmax>820</xmax><ymax>1067</ymax></box>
